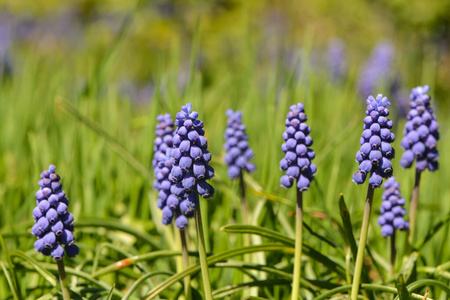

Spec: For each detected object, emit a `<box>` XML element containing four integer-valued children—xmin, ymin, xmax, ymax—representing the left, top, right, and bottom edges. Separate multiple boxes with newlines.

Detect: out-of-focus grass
<box><xmin>0</xmin><ymin>1</ymin><xmax>449</xmax><ymax>299</ymax></box>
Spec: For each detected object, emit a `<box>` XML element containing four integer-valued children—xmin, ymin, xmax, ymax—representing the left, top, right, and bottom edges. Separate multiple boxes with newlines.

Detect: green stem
<box><xmin>291</xmin><ymin>189</ymin><xmax>303</xmax><ymax>300</ymax></box>
<box><xmin>351</xmin><ymin>185</ymin><xmax>374</xmax><ymax>300</ymax></box>
<box><xmin>180</xmin><ymin>229</ymin><xmax>191</xmax><ymax>300</ymax></box>
<box><xmin>407</xmin><ymin>170</ymin><xmax>421</xmax><ymax>252</ymax></box>
<box><xmin>390</xmin><ymin>231</ymin><xmax>396</xmax><ymax>278</ymax></box>
<box><xmin>56</xmin><ymin>259</ymin><xmax>71</xmax><ymax>300</ymax></box>
<box><xmin>195</xmin><ymin>199</ymin><xmax>213</xmax><ymax>300</ymax></box>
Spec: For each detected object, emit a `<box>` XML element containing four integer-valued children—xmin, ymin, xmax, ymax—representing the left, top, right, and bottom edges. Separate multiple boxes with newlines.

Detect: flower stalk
<box><xmin>407</xmin><ymin>170</ymin><xmax>421</xmax><ymax>251</ymax></box>
<box><xmin>56</xmin><ymin>259</ymin><xmax>71</xmax><ymax>300</ymax></box>
<box><xmin>351</xmin><ymin>185</ymin><xmax>374</xmax><ymax>300</ymax></box>
<box><xmin>195</xmin><ymin>203</ymin><xmax>213</xmax><ymax>300</ymax></box>
<box><xmin>291</xmin><ymin>188</ymin><xmax>303</xmax><ymax>300</ymax></box>
<box><xmin>180</xmin><ymin>228</ymin><xmax>191</xmax><ymax>300</ymax></box>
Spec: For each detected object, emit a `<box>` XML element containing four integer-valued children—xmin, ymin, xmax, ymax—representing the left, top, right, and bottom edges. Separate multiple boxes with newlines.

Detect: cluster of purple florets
<box><xmin>377</xmin><ymin>177</ymin><xmax>409</xmax><ymax>237</ymax></box>
<box><xmin>31</xmin><ymin>165</ymin><xmax>79</xmax><ymax>260</ymax></box>
<box><xmin>156</xmin><ymin>103</ymin><xmax>214</xmax><ymax>228</ymax></box>
<box><xmin>224</xmin><ymin>109</ymin><xmax>255</xmax><ymax>179</ymax></box>
<box><xmin>400</xmin><ymin>85</ymin><xmax>439</xmax><ymax>172</ymax></box>
<box><xmin>152</xmin><ymin>113</ymin><xmax>174</xmax><ymax>168</ymax></box>
<box><xmin>280</xmin><ymin>103</ymin><xmax>316</xmax><ymax>191</ymax></box>
<box><xmin>152</xmin><ymin>114</ymin><xmax>191</xmax><ymax>228</ymax></box>
<box><xmin>353</xmin><ymin>95</ymin><xmax>395</xmax><ymax>188</ymax></box>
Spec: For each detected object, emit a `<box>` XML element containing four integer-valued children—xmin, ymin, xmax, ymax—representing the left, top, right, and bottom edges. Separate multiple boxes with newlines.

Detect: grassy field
<box><xmin>0</xmin><ymin>1</ymin><xmax>449</xmax><ymax>299</ymax></box>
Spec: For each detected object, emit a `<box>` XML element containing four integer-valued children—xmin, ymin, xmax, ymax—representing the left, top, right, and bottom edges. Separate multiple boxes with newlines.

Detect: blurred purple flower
<box><xmin>326</xmin><ymin>38</ymin><xmax>347</xmax><ymax>82</ymax></box>
<box><xmin>358</xmin><ymin>42</ymin><xmax>395</xmax><ymax>97</ymax></box>
<box><xmin>400</xmin><ymin>85</ymin><xmax>439</xmax><ymax>172</ymax></box>
<box><xmin>224</xmin><ymin>110</ymin><xmax>255</xmax><ymax>179</ymax></box>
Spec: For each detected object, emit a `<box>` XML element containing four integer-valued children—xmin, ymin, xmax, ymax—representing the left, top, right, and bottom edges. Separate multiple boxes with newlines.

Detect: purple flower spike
<box><xmin>400</xmin><ymin>85</ymin><xmax>439</xmax><ymax>172</ymax></box>
<box><xmin>280</xmin><ymin>103</ymin><xmax>316</xmax><ymax>191</ymax></box>
<box><xmin>31</xmin><ymin>165</ymin><xmax>78</xmax><ymax>260</ymax></box>
<box><xmin>153</xmin><ymin>104</ymin><xmax>214</xmax><ymax>229</ymax></box>
<box><xmin>224</xmin><ymin>110</ymin><xmax>256</xmax><ymax>179</ymax></box>
<box><xmin>353</xmin><ymin>94</ymin><xmax>395</xmax><ymax>187</ymax></box>
<box><xmin>378</xmin><ymin>177</ymin><xmax>409</xmax><ymax>237</ymax></box>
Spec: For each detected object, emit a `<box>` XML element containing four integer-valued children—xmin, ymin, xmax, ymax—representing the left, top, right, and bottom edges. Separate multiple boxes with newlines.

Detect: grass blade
<box><xmin>106</xmin><ymin>284</ymin><xmax>115</xmax><ymax>300</ymax></box>
<box><xmin>212</xmin><ymin>279</ymin><xmax>291</xmax><ymax>298</ymax></box>
<box><xmin>220</xmin><ymin>224</ymin><xmax>346</xmax><ymax>278</ymax></box>
<box><xmin>144</xmin><ymin>244</ymin><xmax>294</xmax><ymax>299</ymax></box>
<box><xmin>396</xmin><ymin>274</ymin><xmax>411</xmax><ymax>300</ymax></box>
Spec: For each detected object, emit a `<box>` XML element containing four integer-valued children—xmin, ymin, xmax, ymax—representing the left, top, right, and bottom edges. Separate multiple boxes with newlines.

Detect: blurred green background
<box><xmin>0</xmin><ymin>0</ymin><xmax>449</xmax><ymax>299</ymax></box>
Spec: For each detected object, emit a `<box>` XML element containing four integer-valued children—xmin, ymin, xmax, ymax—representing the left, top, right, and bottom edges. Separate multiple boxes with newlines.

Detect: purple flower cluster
<box><xmin>280</xmin><ymin>103</ymin><xmax>316</xmax><ymax>191</ymax></box>
<box><xmin>224</xmin><ymin>109</ymin><xmax>255</xmax><ymax>179</ymax></box>
<box><xmin>31</xmin><ymin>165</ymin><xmax>79</xmax><ymax>260</ymax></box>
<box><xmin>400</xmin><ymin>85</ymin><xmax>439</xmax><ymax>172</ymax></box>
<box><xmin>377</xmin><ymin>177</ymin><xmax>409</xmax><ymax>237</ymax></box>
<box><xmin>165</xmin><ymin>103</ymin><xmax>214</xmax><ymax>227</ymax></box>
<box><xmin>326</xmin><ymin>38</ymin><xmax>347</xmax><ymax>82</ymax></box>
<box><xmin>152</xmin><ymin>114</ymin><xmax>174</xmax><ymax>168</ymax></box>
<box><xmin>353</xmin><ymin>95</ymin><xmax>395</xmax><ymax>188</ymax></box>
<box><xmin>358</xmin><ymin>42</ymin><xmax>394</xmax><ymax>97</ymax></box>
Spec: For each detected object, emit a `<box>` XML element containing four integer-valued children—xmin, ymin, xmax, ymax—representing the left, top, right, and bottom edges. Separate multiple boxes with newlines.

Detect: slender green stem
<box><xmin>194</xmin><ymin>199</ymin><xmax>213</xmax><ymax>300</ymax></box>
<box><xmin>351</xmin><ymin>185</ymin><xmax>374</xmax><ymax>300</ymax></box>
<box><xmin>407</xmin><ymin>170</ymin><xmax>421</xmax><ymax>252</ymax></box>
<box><xmin>180</xmin><ymin>228</ymin><xmax>191</xmax><ymax>300</ymax></box>
<box><xmin>56</xmin><ymin>259</ymin><xmax>71</xmax><ymax>300</ymax></box>
<box><xmin>291</xmin><ymin>189</ymin><xmax>303</xmax><ymax>300</ymax></box>
<box><xmin>390</xmin><ymin>231</ymin><xmax>396</xmax><ymax>278</ymax></box>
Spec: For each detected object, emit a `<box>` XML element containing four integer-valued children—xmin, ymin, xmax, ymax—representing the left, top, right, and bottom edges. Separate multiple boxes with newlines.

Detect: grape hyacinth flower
<box><xmin>152</xmin><ymin>114</ymin><xmax>192</xmax><ymax>229</ymax></box>
<box><xmin>152</xmin><ymin>113</ymin><xmax>174</xmax><ymax>168</ymax></box>
<box><xmin>171</xmin><ymin>102</ymin><xmax>214</xmax><ymax>300</ymax></box>
<box><xmin>378</xmin><ymin>177</ymin><xmax>409</xmax><ymax>237</ymax></box>
<box><xmin>279</xmin><ymin>103</ymin><xmax>316</xmax><ymax>300</ymax></box>
<box><xmin>32</xmin><ymin>165</ymin><xmax>79</xmax><ymax>260</ymax></box>
<box><xmin>399</xmin><ymin>85</ymin><xmax>439</xmax><ymax>250</ymax></box>
<box><xmin>378</xmin><ymin>177</ymin><xmax>408</xmax><ymax>275</ymax></box>
<box><xmin>400</xmin><ymin>85</ymin><xmax>439</xmax><ymax>172</ymax></box>
<box><xmin>351</xmin><ymin>94</ymin><xmax>395</xmax><ymax>300</ymax></box>
<box><xmin>280</xmin><ymin>103</ymin><xmax>317</xmax><ymax>191</ymax></box>
<box><xmin>224</xmin><ymin>109</ymin><xmax>255</xmax><ymax>179</ymax></box>
<box><xmin>352</xmin><ymin>94</ymin><xmax>395</xmax><ymax>188</ymax></box>
<box><xmin>31</xmin><ymin>165</ymin><xmax>77</xmax><ymax>300</ymax></box>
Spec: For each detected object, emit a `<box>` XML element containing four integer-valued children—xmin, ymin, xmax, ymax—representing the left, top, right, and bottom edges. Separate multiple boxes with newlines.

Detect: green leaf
<box><xmin>212</xmin><ymin>279</ymin><xmax>291</xmax><ymax>298</ymax></box>
<box><xmin>91</xmin><ymin>250</ymin><xmax>181</xmax><ymax>278</ymax></box>
<box><xmin>76</xmin><ymin>219</ymin><xmax>160</xmax><ymax>250</ymax></box>
<box><xmin>143</xmin><ymin>244</ymin><xmax>294</xmax><ymax>299</ymax></box>
<box><xmin>399</xmin><ymin>252</ymin><xmax>418</xmax><ymax>284</ymax></box>
<box><xmin>0</xmin><ymin>234</ymin><xmax>21</xmax><ymax>300</ymax></box>
<box><xmin>9</xmin><ymin>251</ymin><xmax>57</xmax><ymax>287</ymax></box>
<box><xmin>106</xmin><ymin>284</ymin><xmax>115</xmax><ymax>300</ymax></box>
<box><xmin>414</xmin><ymin>212</ymin><xmax>450</xmax><ymax>251</ymax></box>
<box><xmin>220</xmin><ymin>224</ymin><xmax>346</xmax><ymax>277</ymax></box>
<box><xmin>396</xmin><ymin>274</ymin><xmax>411</xmax><ymax>300</ymax></box>
<box><xmin>338</xmin><ymin>193</ymin><xmax>358</xmax><ymax>259</ymax></box>
<box><xmin>407</xmin><ymin>279</ymin><xmax>450</xmax><ymax>297</ymax></box>
<box><xmin>123</xmin><ymin>271</ymin><xmax>173</xmax><ymax>300</ymax></box>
